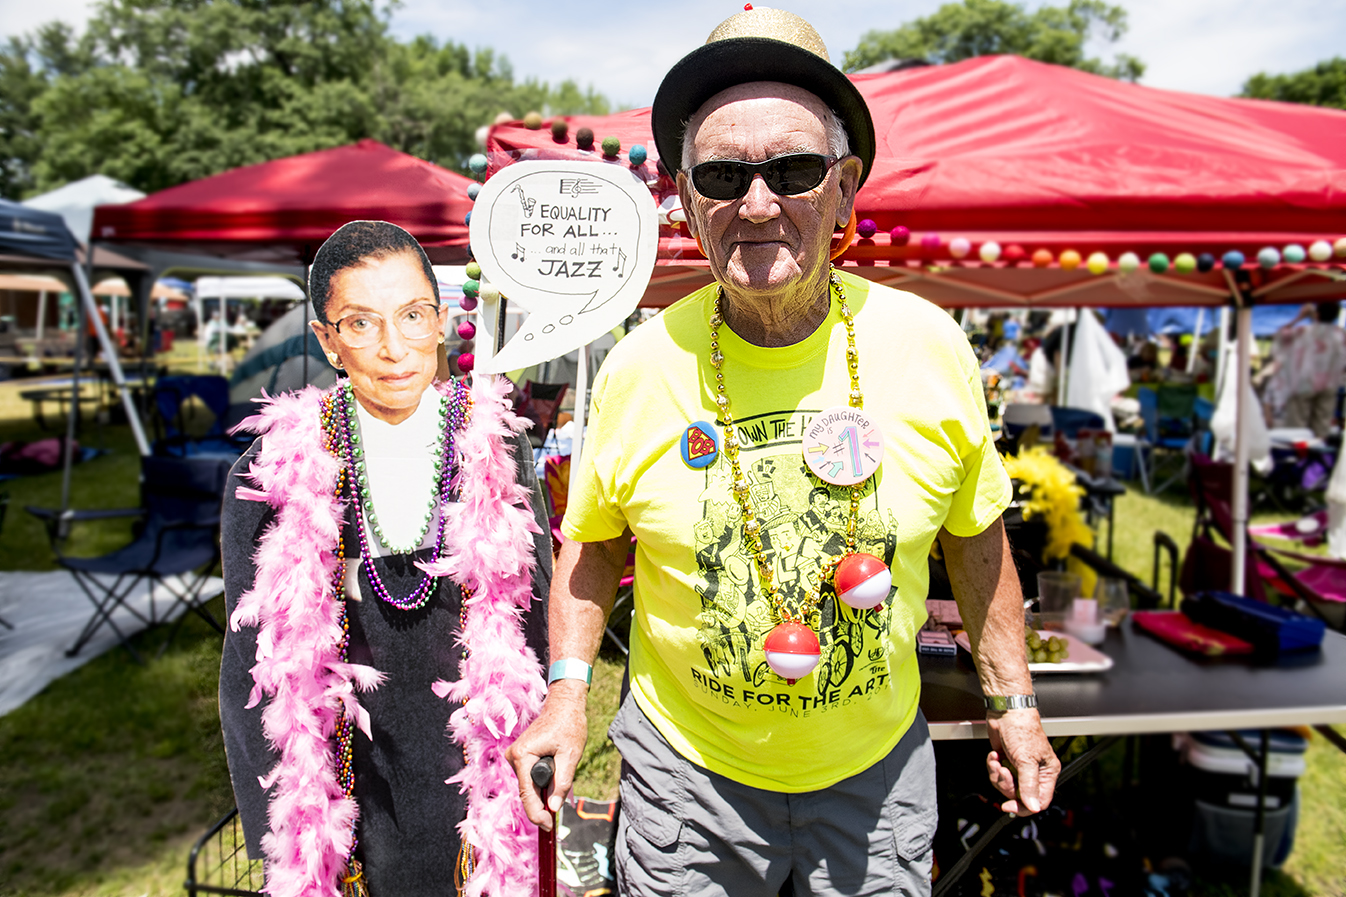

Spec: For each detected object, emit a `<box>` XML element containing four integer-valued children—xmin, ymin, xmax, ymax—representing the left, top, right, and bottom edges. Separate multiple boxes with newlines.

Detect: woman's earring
<box><xmin>326</xmin><ymin>352</ymin><xmax>343</xmax><ymax>369</ymax></box>
<box><xmin>438</xmin><ymin>334</ymin><xmax>445</xmax><ymax>345</ymax></box>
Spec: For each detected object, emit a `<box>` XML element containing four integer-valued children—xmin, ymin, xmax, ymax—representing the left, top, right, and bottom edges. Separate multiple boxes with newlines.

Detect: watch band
<box><xmin>984</xmin><ymin>693</ymin><xmax>1037</xmax><ymax>712</ymax></box>
<box><xmin>547</xmin><ymin>658</ymin><xmax>593</xmax><ymax>687</ymax></box>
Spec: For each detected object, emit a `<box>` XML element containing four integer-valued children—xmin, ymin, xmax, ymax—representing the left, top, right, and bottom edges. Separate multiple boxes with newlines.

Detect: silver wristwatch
<box><xmin>984</xmin><ymin>693</ymin><xmax>1038</xmax><ymax>712</ymax></box>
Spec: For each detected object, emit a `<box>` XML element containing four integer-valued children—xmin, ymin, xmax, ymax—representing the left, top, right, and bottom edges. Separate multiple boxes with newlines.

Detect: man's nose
<box><xmin>739</xmin><ymin>174</ymin><xmax>781</xmax><ymax>222</ymax></box>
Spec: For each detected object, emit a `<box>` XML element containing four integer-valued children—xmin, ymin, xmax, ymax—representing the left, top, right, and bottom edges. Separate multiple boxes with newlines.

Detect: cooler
<box><xmin>1175</xmin><ymin>729</ymin><xmax>1307</xmax><ymax>867</ymax></box>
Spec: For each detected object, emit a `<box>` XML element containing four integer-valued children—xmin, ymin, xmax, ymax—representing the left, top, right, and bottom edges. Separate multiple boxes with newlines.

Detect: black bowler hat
<box><xmin>651</xmin><ymin>7</ymin><xmax>876</xmax><ymax>188</ymax></box>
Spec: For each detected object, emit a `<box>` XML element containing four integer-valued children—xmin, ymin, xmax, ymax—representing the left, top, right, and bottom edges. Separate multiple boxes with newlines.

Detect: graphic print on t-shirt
<box><xmin>692</xmin><ymin>408</ymin><xmax>898</xmax><ymax>696</ymax></box>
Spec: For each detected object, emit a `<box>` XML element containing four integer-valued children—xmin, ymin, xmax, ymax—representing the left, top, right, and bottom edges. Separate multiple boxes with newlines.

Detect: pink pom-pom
<box><xmin>857</xmin><ymin>218</ymin><xmax>877</xmax><ymax>238</ymax></box>
<box><xmin>458</xmin><ymin>321</ymin><xmax>477</xmax><ymax>340</ymax></box>
<box><xmin>890</xmin><ymin>225</ymin><xmax>910</xmax><ymax>246</ymax></box>
<box><xmin>457</xmin><ymin>352</ymin><xmax>475</xmax><ymax>373</ymax></box>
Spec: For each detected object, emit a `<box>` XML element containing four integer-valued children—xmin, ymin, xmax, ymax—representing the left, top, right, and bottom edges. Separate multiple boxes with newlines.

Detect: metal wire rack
<box><xmin>184</xmin><ymin>808</ymin><xmax>265</xmax><ymax>897</ymax></box>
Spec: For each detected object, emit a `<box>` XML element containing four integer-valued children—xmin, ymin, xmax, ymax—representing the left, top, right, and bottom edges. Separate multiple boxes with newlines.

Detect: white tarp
<box><xmin>1211</xmin><ymin>344</ymin><xmax>1271</xmax><ymax>472</ymax></box>
<box><xmin>0</xmin><ymin>571</ymin><xmax>221</xmax><ymax>717</ymax></box>
<box><xmin>1065</xmin><ymin>310</ymin><xmax>1130</xmax><ymax>431</ymax></box>
<box><xmin>23</xmin><ymin>174</ymin><xmax>145</xmax><ymax>244</ymax></box>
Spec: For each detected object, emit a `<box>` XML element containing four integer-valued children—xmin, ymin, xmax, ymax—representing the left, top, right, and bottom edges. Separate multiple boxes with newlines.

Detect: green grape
<box><xmin>1032</xmin><ymin>649</ymin><xmax>1048</xmax><ymax>663</ymax></box>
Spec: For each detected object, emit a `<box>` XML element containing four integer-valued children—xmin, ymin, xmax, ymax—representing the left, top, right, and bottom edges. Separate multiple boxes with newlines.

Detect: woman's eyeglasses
<box><xmin>329</xmin><ymin>303</ymin><xmax>440</xmax><ymax>349</ymax></box>
<box><xmin>688</xmin><ymin>153</ymin><xmax>839</xmax><ymax>201</ymax></box>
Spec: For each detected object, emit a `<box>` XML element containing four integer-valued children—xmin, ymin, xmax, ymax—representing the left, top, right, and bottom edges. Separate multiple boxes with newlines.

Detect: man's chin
<box><xmin>722</xmin><ymin>252</ymin><xmax>804</xmax><ymax>294</ymax></box>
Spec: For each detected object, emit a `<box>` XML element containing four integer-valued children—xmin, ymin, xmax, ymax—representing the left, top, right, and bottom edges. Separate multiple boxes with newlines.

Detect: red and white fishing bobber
<box><xmin>835</xmin><ymin>553</ymin><xmax>892</xmax><ymax>610</ymax></box>
<box><xmin>763</xmin><ymin>622</ymin><xmax>821</xmax><ymax>685</ymax></box>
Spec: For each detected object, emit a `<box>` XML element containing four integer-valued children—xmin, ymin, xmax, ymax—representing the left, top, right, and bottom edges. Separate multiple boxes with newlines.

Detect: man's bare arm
<box><xmin>939</xmin><ymin>517</ymin><xmax>1060</xmax><ymax>815</ymax></box>
<box><xmin>505</xmin><ymin>533</ymin><xmax>629</xmax><ymax>829</ymax></box>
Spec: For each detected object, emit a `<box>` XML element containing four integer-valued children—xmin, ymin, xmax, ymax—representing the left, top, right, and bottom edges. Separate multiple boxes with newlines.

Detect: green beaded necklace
<box><xmin>342</xmin><ymin>381</ymin><xmax>451</xmax><ymax>555</ymax></box>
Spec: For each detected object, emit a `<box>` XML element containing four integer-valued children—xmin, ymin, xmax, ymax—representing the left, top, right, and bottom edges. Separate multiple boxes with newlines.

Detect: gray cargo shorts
<box><xmin>608</xmin><ymin>697</ymin><xmax>936</xmax><ymax>897</ymax></box>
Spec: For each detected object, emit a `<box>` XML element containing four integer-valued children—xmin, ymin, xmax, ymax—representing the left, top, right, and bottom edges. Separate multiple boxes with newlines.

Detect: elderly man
<box><xmin>508</xmin><ymin>8</ymin><xmax>1057</xmax><ymax>895</ymax></box>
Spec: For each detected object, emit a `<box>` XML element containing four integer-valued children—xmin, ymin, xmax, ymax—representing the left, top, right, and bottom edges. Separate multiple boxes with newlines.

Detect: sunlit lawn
<box><xmin>0</xmin><ymin>380</ymin><xmax>1342</xmax><ymax>896</ymax></box>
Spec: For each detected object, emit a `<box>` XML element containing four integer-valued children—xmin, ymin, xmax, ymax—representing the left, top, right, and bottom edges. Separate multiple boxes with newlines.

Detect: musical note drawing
<box><xmin>511</xmin><ymin>243</ymin><xmax>526</xmax><ymax>261</ymax></box>
<box><xmin>511</xmin><ymin>185</ymin><xmax>536</xmax><ymax>217</ymax></box>
<box><xmin>558</xmin><ymin>177</ymin><xmax>601</xmax><ymax>198</ymax></box>
<box><xmin>612</xmin><ymin>249</ymin><xmax>627</xmax><ymax>278</ymax></box>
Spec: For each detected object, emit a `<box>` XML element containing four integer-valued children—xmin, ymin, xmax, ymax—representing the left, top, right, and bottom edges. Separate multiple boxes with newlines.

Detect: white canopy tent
<box><xmin>194</xmin><ymin>276</ymin><xmax>306</xmax><ymax>372</ymax></box>
<box><xmin>23</xmin><ymin>175</ymin><xmax>145</xmax><ymax>246</ymax></box>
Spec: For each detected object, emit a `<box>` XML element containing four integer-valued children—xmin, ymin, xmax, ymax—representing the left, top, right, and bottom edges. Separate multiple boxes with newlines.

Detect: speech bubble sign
<box><xmin>468</xmin><ymin>160</ymin><xmax>658</xmax><ymax>374</ymax></box>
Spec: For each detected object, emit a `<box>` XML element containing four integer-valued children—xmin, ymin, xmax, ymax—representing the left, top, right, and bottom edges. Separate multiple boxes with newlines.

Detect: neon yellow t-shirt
<box><xmin>563</xmin><ymin>271</ymin><xmax>1010</xmax><ymax>791</ymax></box>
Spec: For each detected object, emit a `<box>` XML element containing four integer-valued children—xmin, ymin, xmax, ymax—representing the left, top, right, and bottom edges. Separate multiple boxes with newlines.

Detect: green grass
<box><xmin>1</xmin><ymin>388</ymin><xmax>1343</xmax><ymax>896</ymax></box>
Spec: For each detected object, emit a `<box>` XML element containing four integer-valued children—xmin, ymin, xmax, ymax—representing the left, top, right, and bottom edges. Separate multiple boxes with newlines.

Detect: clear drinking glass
<box><xmin>1095</xmin><ymin>576</ymin><xmax>1130</xmax><ymax>626</ymax></box>
<box><xmin>1036</xmin><ymin>571</ymin><xmax>1081</xmax><ymax>615</ymax></box>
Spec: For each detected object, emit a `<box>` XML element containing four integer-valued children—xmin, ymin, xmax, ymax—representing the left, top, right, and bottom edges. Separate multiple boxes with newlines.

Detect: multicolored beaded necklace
<box><xmin>319</xmin><ymin>379</ymin><xmax>471</xmax><ymax>894</ymax></box>
<box><xmin>710</xmin><ymin>267</ymin><xmax>892</xmax><ymax>684</ymax></box>
<box><xmin>325</xmin><ymin>380</ymin><xmax>469</xmax><ymax>611</ymax></box>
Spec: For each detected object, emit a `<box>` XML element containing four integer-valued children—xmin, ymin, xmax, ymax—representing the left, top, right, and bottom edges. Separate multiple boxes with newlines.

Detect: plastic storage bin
<box><xmin>1176</xmin><ymin>729</ymin><xmax>1307</xmax><ymax>867</ymax></box>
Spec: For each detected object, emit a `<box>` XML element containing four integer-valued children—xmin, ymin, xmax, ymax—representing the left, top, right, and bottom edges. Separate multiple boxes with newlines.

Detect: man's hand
<box><xmin>506</xmin><ymin>680</ymin><xmax>590</xmax><ymax>830</ymax></box>
<box><xmin>985</xmin><ymin>708</ymin><xmax>1059</xmax><ymax>815</ymax></box>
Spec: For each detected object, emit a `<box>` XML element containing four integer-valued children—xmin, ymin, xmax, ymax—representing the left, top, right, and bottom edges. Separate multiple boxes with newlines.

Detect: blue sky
<box><xmin>3</xmin><ymin>0</ymin><xmax>1343</xmax><ymax>109</ymax></box>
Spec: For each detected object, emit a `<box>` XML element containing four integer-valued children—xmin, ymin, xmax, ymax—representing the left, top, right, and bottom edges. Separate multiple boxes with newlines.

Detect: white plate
<box><xmin>954</xmin><ymin>630</ymin><xmax>1114</xmax><ymax>673</ymax></box>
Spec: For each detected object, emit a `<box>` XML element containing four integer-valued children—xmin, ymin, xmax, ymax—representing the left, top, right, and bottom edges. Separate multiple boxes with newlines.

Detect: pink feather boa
<box><xmin>230</xmin><ymin>376</ymin><xmax>545</xmax><ymax>897</ymax></box>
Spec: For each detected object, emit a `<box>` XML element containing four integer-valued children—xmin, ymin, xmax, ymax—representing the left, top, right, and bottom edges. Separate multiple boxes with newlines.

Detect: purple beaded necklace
<box><xmin>328</xmin><ymin>379</ymin><xmax>469</xmax><ymax>611</ymax></box>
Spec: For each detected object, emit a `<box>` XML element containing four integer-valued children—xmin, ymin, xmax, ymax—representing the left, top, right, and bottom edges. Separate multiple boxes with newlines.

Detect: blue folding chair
<box><xmin>28</xmin><ymin>456</ymin><xmax>231</xmax><ymax>662</ymax></box>
<box><xmin>1049</xmin><ymin>406</ymin><xmax>1106</xmax><ymax>438</ymax></box>
<box><xmin>1137</xmin><ymin>386</ymin><xmax>1196</xmax><ymax>493</ymax></box>
<box><xmin>153</xmin><ymin>375</ymin><xmax>249</xmax><ymax>459</ymax></box>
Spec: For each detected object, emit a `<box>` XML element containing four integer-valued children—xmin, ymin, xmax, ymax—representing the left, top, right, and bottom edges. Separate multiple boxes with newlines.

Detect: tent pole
<box><xmin>568</xmin><ymin>341</ymin><xmax>590</xmax><ymax>512</ymax></box>
<box><xmin>35</xmin><ymin>290</ymin><xmax>46</xmax><ymax>344</ymax></box>
<box><xmin>1215</xmin><ymin>306</ymin><xmax>1231</xmax><ymax>399</ymax></box>
<box><xmin>73</xmin><ymin>264</ymin><xmax>150</xmax><ymax>456</ymax></box>
<box><xmin>1231</xmin><ymin>295</ymin><xmax>1252</xmax><ymax>597</ymax></box>
<box><xmin>1057</xmin><ymin>309</ymin><xmax>1073</xmax><ymax>406</ymax></box>
<box><xmin>1187</xmin><ymin>308</ymin><xmax>1204</xmax><ymax>374</ymax></box>
<box><xmin>220</xmin><ymin>295</ymin><xmax>227</xmax><ymax>373</ymax></box>
<box><xmin>302</xmin><ymin>249</ymin><xmax>314</xmax><ymax>387</ymax></box>
<box><xmin>59</xmin><ymin>260</ymin><xmax>90</xmax><ymax>519</ymax></box>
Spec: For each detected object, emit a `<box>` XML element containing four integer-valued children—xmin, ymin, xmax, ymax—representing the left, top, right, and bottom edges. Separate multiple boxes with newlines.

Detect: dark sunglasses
<box><xmin>688</xmin><ymin>153</ymin><xmax>839</xmax><ymax>201</ymax></box>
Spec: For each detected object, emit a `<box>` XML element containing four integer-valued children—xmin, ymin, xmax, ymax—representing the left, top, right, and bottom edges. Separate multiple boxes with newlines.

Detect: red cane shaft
<box><xmin>538</xmin><ymin>810</ymin><xmax>557</xmax><ymax>897</ymax></box>
<box><xmin>532</xmin><ymin>757</ymin><xmax>557</xmax><ymax>897</ymax></box>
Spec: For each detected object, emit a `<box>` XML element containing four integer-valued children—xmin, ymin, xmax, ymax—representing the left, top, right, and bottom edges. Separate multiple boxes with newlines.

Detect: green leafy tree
<box><xmin>1240</xmin><ymin>58</ymin><xmax>1346</xmax><ymax>109</ymax></box>
<box><xmin>8</xmin><ymin>0</ymin><xmax>611</xmax><ymax>196</ymax></box>
<box><xmin>0</xmin><ymin>36</ymin><xmax>48</xmax><ymax>198</ymax></box>
<box><xmin>843</xmin><ymin>0</ymin><xmax>1144</xmax><ymax>81</ymax></box>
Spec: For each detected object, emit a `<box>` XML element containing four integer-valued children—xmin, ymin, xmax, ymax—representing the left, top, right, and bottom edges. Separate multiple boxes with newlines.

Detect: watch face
<box><xmin>801</xmin><ymin>406</ymin><xmax>882</xmax><ymax>486</ymax></box>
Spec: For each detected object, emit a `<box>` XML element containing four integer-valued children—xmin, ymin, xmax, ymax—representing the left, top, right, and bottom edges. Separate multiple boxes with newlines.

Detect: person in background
<box><xmin>1277</xmin><ymin>301</ymin><xmax>1346</xmax><ymax>438</ymax></box>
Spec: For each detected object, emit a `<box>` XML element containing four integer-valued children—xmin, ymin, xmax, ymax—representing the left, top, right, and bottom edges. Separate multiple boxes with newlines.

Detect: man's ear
<box><xmin>676</xmin><ymin>171</ymin><xmax>699</xmax><ymax>242</ymax></box>
<box><xmin>834</xmin><ymin>156</ymin><xmax>863</xmax><ymax>229</ymax></box>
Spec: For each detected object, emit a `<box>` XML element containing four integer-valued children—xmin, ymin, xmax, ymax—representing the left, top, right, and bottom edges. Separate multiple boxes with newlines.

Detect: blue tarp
<box><xmin>980</xmin><ymin>343</ymin><xmax>1029</xmax><ymax>375</ymax></box>
<box><xmin>1104</xmin><ymin>305</ymin><xmax>1306</xmax><ymax>340</ymax></box>
<box><xmin>0</xmin><ymin>199</ymin><xmax>78</xmax><ymax>262</ymax></box>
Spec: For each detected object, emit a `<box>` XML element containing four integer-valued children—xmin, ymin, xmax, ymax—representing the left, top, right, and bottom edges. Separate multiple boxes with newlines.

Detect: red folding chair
<box><xmin>1184</xmin><ymin>454</ymin><xmax>1346</xmax><ymax>629</ymax></box>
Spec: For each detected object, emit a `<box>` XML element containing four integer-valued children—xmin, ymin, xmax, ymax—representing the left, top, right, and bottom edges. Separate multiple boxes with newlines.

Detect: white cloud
<box><xmin>0</xmin><ymin>0</ymin><xmax>92</xmax><ymax>41</ymax></box>
<box><xmin>1115</xmin><ymin>0</ymin><xmax>1346</xmax><ymax>96</ymax></box>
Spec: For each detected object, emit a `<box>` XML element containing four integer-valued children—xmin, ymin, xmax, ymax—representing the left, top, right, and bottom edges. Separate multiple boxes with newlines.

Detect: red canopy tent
<box><xmin>486</xmin><ymin>55</ymin><xmax>1346</xmax><ymax>309</ymax></box>
<box><xmin>487</xmin><ymin>56</ymin><xmax>1346</xmax><ymax>600</ymax></box>
<box><xmin>92</xmin><ymin>139</ymin><xmax>475</xmax><ymax>265</ymax></box>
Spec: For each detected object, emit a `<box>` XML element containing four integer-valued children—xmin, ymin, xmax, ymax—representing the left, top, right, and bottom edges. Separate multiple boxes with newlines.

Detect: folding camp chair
<box><xmin>1182</xmin><ymin>453</ymin><xmax>1346</xmax><ymax>629</ymax></box>
<box><xmin>0</xmin><ymin>492</ymin><xmax>10</xmax><ymax>631</ymax></box>
<box><xmin>1137</xmin><ymin>385</ymin><xmax>1198</xmax><ymax>493</ymax></box>
<box><xmin>517</xmin><ymin>381</ymin><xmax>569</xmax><ymax>447</ymax></box>
<box><xmin>153</xmin><ymin>375</ymin><xmax>250</xmax><ymax>459</ymax></box>
<box><xmin>28</xmin><ymin>455</ymin><xmax>232</xmax><ymax>662</ymax></box>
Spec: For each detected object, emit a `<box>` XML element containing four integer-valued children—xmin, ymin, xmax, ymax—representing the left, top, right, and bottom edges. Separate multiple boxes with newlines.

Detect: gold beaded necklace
<box><xmin>709</xmin><ymin>266</ymin><xmax>875</xmax><ymax>631</ymax></box>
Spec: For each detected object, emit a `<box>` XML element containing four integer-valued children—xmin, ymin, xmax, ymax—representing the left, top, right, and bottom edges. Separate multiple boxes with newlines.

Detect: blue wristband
<box><xmin>547</xmin><ymin>658</ymin><xmax>593</xmax><ymax>687</ymax></box>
